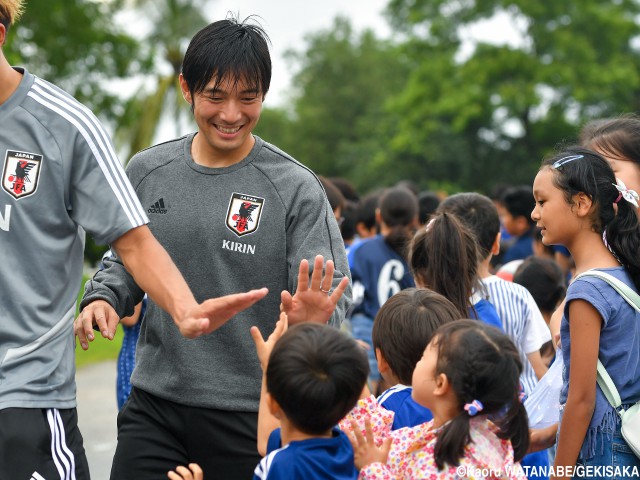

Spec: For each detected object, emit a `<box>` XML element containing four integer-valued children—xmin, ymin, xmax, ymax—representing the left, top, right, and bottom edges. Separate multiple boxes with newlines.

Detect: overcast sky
<box><xmin>124</xmin><ymin>1</ymin><xmax>521</xmax><ymax>142</ymax></box>
<box><xmin>205</xmin><ymin>0</ymin><xmax>392</xmax><ymax>106</ymax></box>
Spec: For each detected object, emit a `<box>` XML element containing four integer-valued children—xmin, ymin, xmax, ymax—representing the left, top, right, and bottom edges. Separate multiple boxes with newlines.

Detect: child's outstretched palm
<box><xmin>250</xmin><ymin>312</ymin><xmax>288</xmax><ymax>371</ymax></box>
<box><xmin>349</xmin><ymin>417</ymin><xmax>392</xmax><ymax>470</ymax></box>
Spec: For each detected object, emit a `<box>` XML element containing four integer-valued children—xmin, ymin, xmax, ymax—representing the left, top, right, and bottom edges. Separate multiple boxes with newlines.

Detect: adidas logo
<box><xmin>148</xmin><ymin>198</ymin><xmax>168</xmax><ymax>214</ymax></box>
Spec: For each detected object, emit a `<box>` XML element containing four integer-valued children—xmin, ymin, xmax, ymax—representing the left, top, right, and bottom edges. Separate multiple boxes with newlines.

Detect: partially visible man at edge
<box><xmin>0</xmin><ymin>3</ymin><xmax>267</xmax><ymax>479</ymax></box>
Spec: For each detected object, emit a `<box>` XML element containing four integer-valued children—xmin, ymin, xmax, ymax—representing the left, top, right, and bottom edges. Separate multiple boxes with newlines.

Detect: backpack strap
<box><xmin>596</xmin><ymin>359</ymin><xmax>622</xmax><ymax>409</ymax></box>
<box><xmin>573</xmin><ymin>270</ymin><xmax>640</xmax><ymax>312</ymax></box>
<box><xmin>573</xmin><ymin>270</ymin><xmax>640</xmax><ymax>412</ymax></box>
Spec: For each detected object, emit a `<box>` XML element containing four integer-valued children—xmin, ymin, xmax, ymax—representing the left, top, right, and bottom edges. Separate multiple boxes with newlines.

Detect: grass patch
<box><xmin>75</xmin><ymin>326</ymin><xmax>124</xmax><ymax>369</ymax></box>
<box><xmin>75</xmin><ymin>275</ymin><xmax>124</xmax><ymax>369</ymax></box>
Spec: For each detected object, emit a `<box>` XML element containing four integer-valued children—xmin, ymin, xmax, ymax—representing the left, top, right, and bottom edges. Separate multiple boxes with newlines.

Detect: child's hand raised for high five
<box><xmin>349</xmin><ymin>417</ymin><xmax>392</xmax><ymax>470</ymax></box>
<box><xmin>250</xmin><ymin>312</ymin><xmax>288</xmax><ymax>371</ymax></box>
<box><xmin>167</xmin><ymin>463</ymin><xmax>203</xmax><ymax>480</ymax></box>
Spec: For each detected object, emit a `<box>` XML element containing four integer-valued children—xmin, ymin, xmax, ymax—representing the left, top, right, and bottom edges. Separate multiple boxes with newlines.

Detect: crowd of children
<box><xmin>161</xmin><ymin>115</ymin><xmax>640</xmax><ymax>479</ymax></box>
<box><xmin>4</xmin><ymin>0</ymin><xmax>640</xmax><ymax>475</ymax></box>
<box><xmin>160</xmin><ymin>116</ymin><xmax>640</xmax><ymax>480</ymax></box>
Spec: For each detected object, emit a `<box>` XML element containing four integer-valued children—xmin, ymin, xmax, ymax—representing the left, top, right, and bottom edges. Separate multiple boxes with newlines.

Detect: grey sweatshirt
<box><xmin>81</xmin><ymin>134</ymin><xmax>351</xmax><ymax>411</ymax></box>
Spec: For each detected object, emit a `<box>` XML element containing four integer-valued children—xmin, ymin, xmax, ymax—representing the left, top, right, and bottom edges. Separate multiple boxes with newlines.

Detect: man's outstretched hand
<box><xmin>76</xmin><ymin>288</ymin><xmax>269</xmax><ymax>348</ymax></box>
<box><xmin>178</xmin><ymin>288</ymin><xmax>269</xmax><ymax>339</ymax></box>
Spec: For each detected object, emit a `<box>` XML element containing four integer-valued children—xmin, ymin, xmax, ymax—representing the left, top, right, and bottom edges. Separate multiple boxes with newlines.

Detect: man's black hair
<box><xmin>182</xmin><ymin>15</ymin><xmax>271</xmax><ymax>99</ymax></box>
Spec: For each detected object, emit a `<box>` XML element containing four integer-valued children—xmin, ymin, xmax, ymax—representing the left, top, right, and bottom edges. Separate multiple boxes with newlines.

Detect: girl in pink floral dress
<box><xmin>343</xmin><ymin>320</ymin><xmax>529</xmax><ymax>479</ymax></box>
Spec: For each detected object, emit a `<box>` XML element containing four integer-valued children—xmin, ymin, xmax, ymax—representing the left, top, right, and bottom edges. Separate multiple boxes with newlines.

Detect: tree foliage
<box><xmin>8</xmin><ymin>1</ymin><xmax>640</xmax><ymax>199</ymax></box>
<box><xmin>383</xmin><ymin>0</ymin><xmax>640</xmax><ymax>191</ymax></box>
<box><xmin>275</xmin><ymin>17</ymin><xmax>410</xmax><ymax>191</ymax></box>
<box><xmin>4</xmin><ymin>0</ymin><xmax>144</xmax><ymax>120</ymax></box>
<box><xmin>115</xmin><ymin>0</ymin><xmax>207</xmax><ymax>158</ymax></box>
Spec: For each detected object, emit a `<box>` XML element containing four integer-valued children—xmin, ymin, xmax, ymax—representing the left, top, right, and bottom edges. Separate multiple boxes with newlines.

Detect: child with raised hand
<box><xmin>371</xmin><ymin>288</ymin><xmax>460</xmax><ymax>430</ymax></box>
<box><xmin>350</xmin><ymin>320</ymin><xmax>529</xmax><ymax>479</ymax></box>
<box><xmin>251</xmin><ymin>315</ymin><xmax>369</xmax><ymax>479</ymax></box>
<box><xmin>531</xmin><ymin>147</ymin><xmax>640</xmax><ymax>477</ymax></box>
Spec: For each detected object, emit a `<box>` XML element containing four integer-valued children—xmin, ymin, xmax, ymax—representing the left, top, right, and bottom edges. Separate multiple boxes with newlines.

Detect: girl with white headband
<box><xmin>531</xmin><ymin>147</ymin><xmax>640</xmax><ymax>478</ymax></box>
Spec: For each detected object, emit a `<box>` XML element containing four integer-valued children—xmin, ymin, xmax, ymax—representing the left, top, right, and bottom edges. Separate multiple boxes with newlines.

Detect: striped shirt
<box><xmin>0</xmin><ymin>68</ymin><xmax>147</xmax><ymax>410</ymax></box>
<box><xmin>481</xmin><ymin>275</ymin><xmax>552</xmax><ymax>394</ymax></box>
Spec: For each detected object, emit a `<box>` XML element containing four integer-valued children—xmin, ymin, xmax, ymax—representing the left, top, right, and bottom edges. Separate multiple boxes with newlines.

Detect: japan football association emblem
<box><xmin>225</xmin><ymin>192</ymin><xmax>265</xmax><ymax>237</ymax></box>
<box><xmin>2</xmin><ymin>150</ymin><xmax>43</xmax><ymax>200</ymax></box>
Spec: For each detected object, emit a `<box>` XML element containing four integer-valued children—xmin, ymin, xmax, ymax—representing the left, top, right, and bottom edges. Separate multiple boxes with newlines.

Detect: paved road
<box><xmin>76</xmin><ymin>360</ymin><xmax>118</xmax><ymax>480</ymax></box>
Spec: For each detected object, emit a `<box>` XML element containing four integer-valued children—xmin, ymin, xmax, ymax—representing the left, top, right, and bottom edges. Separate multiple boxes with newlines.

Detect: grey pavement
<box><xmin>76</xmin><ymin>360</ymin><xmax>118</xmax><ymax>480</ymax></box>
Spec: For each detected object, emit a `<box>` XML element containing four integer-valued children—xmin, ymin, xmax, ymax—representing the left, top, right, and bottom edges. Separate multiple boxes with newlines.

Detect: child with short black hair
<box><xmin>514</xmin><ymin>257</ymin><xmax>566</xmax><ymax>322</ymax></box>
<box><xmin>348</xmin><ymin>320</ymin><xmax>529</xmax><ymax>478</ymax></box>
<box><xmin>253</xmin><ymin>316</ymin><xmax>369</xmax><ymax>479</ymax></box>
<box><xmin>354</xmin><ymin>191</ymin><xmax>382</xmax><ymax>241</ymax></box>
<box><xmin>500</xmin><ymin>185</ymin><xmax>537</xmax><ymax>264</ymax></box>
<box><xmin>372</xmin><ymin>288</ymin><xmax>460</xmax><ymax>430</ymax></box>
<box><xmin>417</xmin><ymin>191</ymin><xmax>441</xmax><ymax>227</ymax></box>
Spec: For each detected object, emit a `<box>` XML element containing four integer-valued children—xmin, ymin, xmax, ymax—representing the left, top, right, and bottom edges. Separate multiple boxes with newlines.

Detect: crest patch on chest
<box><xmin>225</xmin><ymin>192</ymin><xmax>265</xmax><ymax>237</ymax></box>
<box><xmin>2</xmin><ymin>150</ymin><xmax>43</xmax><ymax>200</ymax></box>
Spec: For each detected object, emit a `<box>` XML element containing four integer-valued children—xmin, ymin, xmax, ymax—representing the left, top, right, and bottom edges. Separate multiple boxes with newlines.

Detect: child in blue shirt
<box><xmin>500</xmin><ymin>185</ymin><xmax>537</xmax><ymax>264</ymax></box>
<box><xmin>372</xmin><ymin>288</ymin><xmax>460</xmax><ymax>430</ymax></box>
<box><xmin>252</xmin><ymin>315</ymin><xmax>368</xmax><ymax>479</ymax></box>
<box><xmin>349</xmin><ymin>187</ymin><xmax>418</xmax><ymax>393</ymax></box>
<box><xmin>168</xmin><ymin>316</ymin><xmax>367</xmax><ymax>480</ymax></box>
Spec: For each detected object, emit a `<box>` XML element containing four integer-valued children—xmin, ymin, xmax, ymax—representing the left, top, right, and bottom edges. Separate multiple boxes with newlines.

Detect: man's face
<box><xmin>180</xmin><ymin>73</ymin><xmax>263</xmax><ymax>165</ymax></box>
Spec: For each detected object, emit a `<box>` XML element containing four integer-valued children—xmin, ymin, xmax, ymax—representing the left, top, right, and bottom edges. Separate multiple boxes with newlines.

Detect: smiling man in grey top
<box><xmin>78</xmin><ymin>15</ymin><xmax>351</xmax><ymax>480</ymax></box>
<box><xmin>0</xmin><ymin>3</ymin><xmax>268</xmax><ymax>480</ymax></box>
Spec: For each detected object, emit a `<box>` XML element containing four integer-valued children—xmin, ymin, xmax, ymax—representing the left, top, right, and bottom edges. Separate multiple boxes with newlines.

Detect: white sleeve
<box><xmin>521</xmin><ymin>290</ymin><xmax>552</xmax><ymax>354</ymax></box>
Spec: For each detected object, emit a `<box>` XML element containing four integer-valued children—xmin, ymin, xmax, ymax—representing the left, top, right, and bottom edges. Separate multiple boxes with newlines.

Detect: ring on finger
<box><xmin>320</xmin><ymin>288</ymin><xmax>331</xmax><ymax>294</ymax></box>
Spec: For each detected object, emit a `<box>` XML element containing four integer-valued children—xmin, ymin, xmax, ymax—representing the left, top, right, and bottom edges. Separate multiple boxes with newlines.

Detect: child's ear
<box><xmin>433</xmin><ymin>373</ymin><xmax>449</xmax><ymax>396</ymax></box>
<box><xmin>491</xmin><ymin>232</ymin><xmax>501</xmax><ymax>256</ymax></box>
<box><xmin>376</xmin><ymin>348</ymin><xmax>390</xmax><ymax>375</ymax></box>
<box><xmin>573</xmin><ymin>192</ymin><xmax>593</xmax><ymax>217</ymax></box>
<box><xmin>266</xmin><ymin>392</ymin><xmax>283</xmax><ymax>420</ymax></box>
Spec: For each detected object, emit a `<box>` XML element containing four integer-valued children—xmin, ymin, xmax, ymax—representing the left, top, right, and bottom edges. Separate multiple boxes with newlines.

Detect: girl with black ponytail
<box><xmin>349</xmin><ymin>320</ymin><xmax>529</xmax><ymax>478</ymax></box>
<box><xmin>532</xmin><ymin>147</ymin><xmax>640</xmax><ymax>476</ymax></box>
<box><xmin>349</xmin><ymin>187</ymin><xmax>418</xmax><ymax>394</ymax></box>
